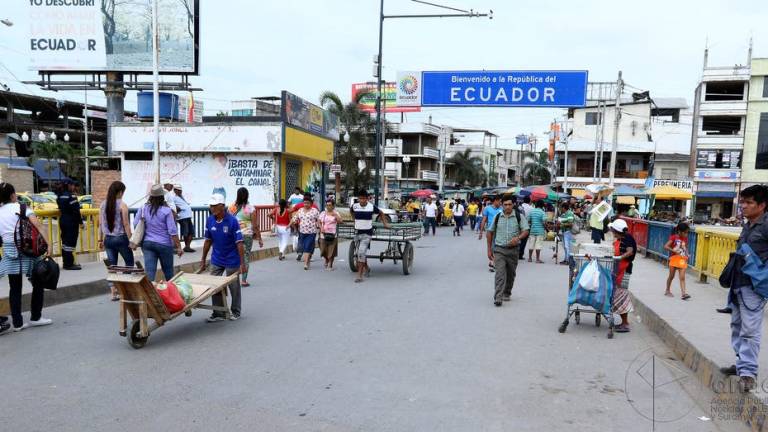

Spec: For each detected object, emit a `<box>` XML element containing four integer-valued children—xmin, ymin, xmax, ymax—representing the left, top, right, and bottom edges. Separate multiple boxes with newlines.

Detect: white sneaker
<box><xmin>28</xmin><ymin>317</ymin><xmax>53</xmax><ymax>327</ymax></box>
<box><xmin>13</xmin><ymin>323</ymin><xmax>29</xmax><ymax>332</ymax></box>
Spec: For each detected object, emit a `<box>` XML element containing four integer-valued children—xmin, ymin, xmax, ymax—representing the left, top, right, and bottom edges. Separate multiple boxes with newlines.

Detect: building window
<box><xmin>661</xmin><ymin>168</ymin><xmax>678</xmax><ymax>177</ymax></box>
<box><xmin>704</xmin><ymin>81</ymin><xmax>745</xmax><ymax>101</ymax></box>
<box><xmin>763</xmin><ymin>77</ymin><xmax>768</xmax><ymax>98</ymax></box>
<box><xmin>696</xmin><ymin>150</ymin><xmax>742</xmax><ymax>169</ymax></box>
<box><xmin>757</xmin><ymin>113</ymin><xmax>768</xmax><ymax>169</ymax></box>
<box><xmin>585</xmin><ymin>112</ymin><xmax>602</xmax><ymax>125</ymax></box>
<box><xmin>701</xmin><ymin>116</ymin><xmax>742</xmax><ymax>136</ymax></box>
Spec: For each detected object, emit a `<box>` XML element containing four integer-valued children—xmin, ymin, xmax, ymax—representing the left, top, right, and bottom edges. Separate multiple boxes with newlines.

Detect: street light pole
<box><xmin>373</xmin><ymin>0</ymin><xmax>384</xmax><ymax>207</ymax></box>
<box><xmin>151</xmin><ymin>0</ymin><xmax>161</xmax><ymax>184</ymax></box>
<box><xmin>372</xmin><ymin>0</ymin><xmax>491</xmax><ymax>206</ymax></box>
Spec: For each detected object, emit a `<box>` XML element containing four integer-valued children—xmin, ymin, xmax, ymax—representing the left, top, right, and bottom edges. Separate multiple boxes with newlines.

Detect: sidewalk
<box><xmin>0</xmin><ymin>235</ymin><xmax>291</xmax><ymax>316</ymax></box>
<box><xmin>626</xmin><ymin>248</ymin><xmax>768</xmax><ymax>429</ymax></box>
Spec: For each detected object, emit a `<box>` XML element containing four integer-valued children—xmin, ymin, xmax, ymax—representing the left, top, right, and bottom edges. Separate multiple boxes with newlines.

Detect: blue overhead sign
<box><xmin>419</xmin><ymin>70</ymin><xmax>588</xmax><ymax>108</ymax></box>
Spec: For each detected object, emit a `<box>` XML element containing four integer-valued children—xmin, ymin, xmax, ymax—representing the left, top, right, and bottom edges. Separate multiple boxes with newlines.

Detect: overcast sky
<box><xmin>1</xmin><ymin>0</ymin><xmax>766</xmax><ymax>149</ymax></box>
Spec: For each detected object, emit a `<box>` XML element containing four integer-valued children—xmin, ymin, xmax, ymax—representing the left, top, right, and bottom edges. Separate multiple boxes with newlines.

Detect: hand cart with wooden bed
<box><xmin>107</xmin><ymin>266</ymin><xmax>239</xmax><ymax>349</ymax></box>
<box><xmin>337</xmin><ymin>222</ymin><xmax>422</xmax><ymax>275</ymax></box>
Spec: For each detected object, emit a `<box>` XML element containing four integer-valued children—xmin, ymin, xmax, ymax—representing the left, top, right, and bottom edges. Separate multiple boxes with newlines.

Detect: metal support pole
<box><xmin>563</xmin><ymin>116</ymin><xmax>569</xmax><ymax>191</ymax></box>
<box><xmin>373</xmin><ymin>0</ymin><xmax>384</xmax><ymax>206</ymax></box>
<box><xmin>84</xmin><ymin>78</ymin><xmax>90</xmax><ymax>194</ymax></box>
<box><xmin>608</xmin><ymin>71</ymin><xmax>623</xmax><ymax>187</ymax></box>
<box><xmin>151</xmin><ymin>0</ymin><xmax>161</xmax><ymax>184</ymax></box>
<box><xmin>598</xmin><ymin>101</ymin><xmax>606</xmax><ymax>182</ymax></box>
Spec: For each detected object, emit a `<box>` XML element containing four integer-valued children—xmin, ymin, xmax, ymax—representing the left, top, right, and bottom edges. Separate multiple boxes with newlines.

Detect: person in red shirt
<box><xmin>664</xmin><ymin>222</ymin><xmax>691</xmax><ymax>300</ymax></box>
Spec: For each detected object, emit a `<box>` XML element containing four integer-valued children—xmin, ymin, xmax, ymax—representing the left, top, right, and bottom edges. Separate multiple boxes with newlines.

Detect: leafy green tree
<box><xmin>522</xmin><ymin>150</ymin><xmax>552</xmax><ymax>185</ymax></box>
<box><xmin>447</xmin><ymin>149</ymin><xmax>485</xmax><ymax>187</ymax></box>
<box><xmin>319</xmin><ymin>90</ymin><xmax>376</xmax><ymax>201</ymax></box>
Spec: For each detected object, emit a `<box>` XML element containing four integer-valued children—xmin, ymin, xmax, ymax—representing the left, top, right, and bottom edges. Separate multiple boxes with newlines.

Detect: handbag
<box><xmin>129</xmin><ymin>207</ymin><xmax>146</xmax><ymax>249</ymax></box>
<box><xmin>324</xmin><ymin>233</ymin><xmax>337</xmax><ymax>242</ymax></box>
<box><xmin>719</xmin><ymin>252</ymin><xmax>739</xmax><ymax>288</ymax></box>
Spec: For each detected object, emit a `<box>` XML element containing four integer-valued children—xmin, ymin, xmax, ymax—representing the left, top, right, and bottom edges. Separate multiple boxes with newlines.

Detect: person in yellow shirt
<box><xmin>406</xmin><ymin>198</ymin><xmax>421</xmax><ymax>222</ymax></box>
<box><xmin>467</xmin><ymin>199</ymin><xmax>479</xmax><ymax>230</ymax></box>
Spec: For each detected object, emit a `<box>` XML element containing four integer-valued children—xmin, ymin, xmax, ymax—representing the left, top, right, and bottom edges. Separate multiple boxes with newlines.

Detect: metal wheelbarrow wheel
<box><xmin>348</xmin><ymin>241</ymin><xmax>358</xmax><ymax>272</ymax></box>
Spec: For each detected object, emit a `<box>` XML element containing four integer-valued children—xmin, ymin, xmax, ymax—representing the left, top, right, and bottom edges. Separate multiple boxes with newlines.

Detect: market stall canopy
<box><xmin>648</xmin><ymin>185</ymin><xmax>692</xmax><ymax>200</ymax></box>
<box><xmin>614</xmin><ymin>185</ymin><xmax>649</xmax><ymax>196</ymax></box>
<box><xmin>410</xmin><ymin>189</ymin><xmax>436</xmax><ymax>198</ymax></box>
<box><xmin>570</xmin><ymin>188</ymin><xmax>593</xmax><ymax>200</ymax></box>
<box><xmin>525</xmin><ymin>185</ymin><xmax>558</xmax><ymax>202</ymax></box>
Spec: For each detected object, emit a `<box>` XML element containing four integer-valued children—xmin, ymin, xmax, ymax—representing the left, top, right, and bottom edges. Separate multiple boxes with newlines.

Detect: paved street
<box><xmin>0</xmin><ymin>228</ymin><xmax>746</xmax><ymax>432</ymax></box>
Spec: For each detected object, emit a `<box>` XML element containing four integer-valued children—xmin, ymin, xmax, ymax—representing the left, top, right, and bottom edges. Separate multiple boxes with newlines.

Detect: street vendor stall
<box><xmin>647</xmin><ymin>185</ymin><xmax>692</xmax><ymax>222</ymax></box>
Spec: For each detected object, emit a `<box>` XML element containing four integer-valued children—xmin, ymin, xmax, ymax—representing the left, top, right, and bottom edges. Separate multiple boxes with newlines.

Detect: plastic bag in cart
<box><xmin>568</xmin><ymin>261</ymin><xmax>614</xmax><ymax>315</ymax></box>
<box><xmin>174</xmin><ymin>277</ymin><xmax>194</xmax><ymax>304</ymax></box>
<box><xmin>156</xmin><ymin>281</ymin><xmax>185</xmax><ymax>313</ymax></box>
<box><xmin>577</xmin><ymin>260</ymin><xmax>601</xmax><ymax>292</ymax></box>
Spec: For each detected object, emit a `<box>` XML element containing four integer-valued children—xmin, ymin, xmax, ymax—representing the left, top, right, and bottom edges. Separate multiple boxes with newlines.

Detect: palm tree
<box><xmin>319</xmin><ymin>90</ymin><xmax>376</xmax><ymax>199</ymax></box>
<box><xmin>522</xmin><ymin>150</ymin><xmax>552</xmax><ymax>186</ymax></box>
<box><xmin>447</xmin><ymin>149</ymin><xmax>485</xmax><ymax>187</ymax></box>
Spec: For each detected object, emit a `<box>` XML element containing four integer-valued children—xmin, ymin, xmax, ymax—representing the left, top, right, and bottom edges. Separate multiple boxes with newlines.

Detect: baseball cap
<box><xmin>173</xmin><ymin>184</ymin><xmax>182</xmax><ymax>190</ymax></box>
<box><xmin>207</xmin><ymin>193</ymin><xmax>226</xmax><ymax>206</ymax></box>
<box><xmin>608</xmin><ymin>219</ymin><xmax>628</xmax><ymax>232</ymax></box>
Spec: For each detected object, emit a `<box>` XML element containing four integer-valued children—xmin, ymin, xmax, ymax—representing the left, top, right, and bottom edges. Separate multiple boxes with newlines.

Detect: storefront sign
<box><xmin>398</xmin><ymin>70</ymin><xmax>588</xmax><ymax>107</ymax></box>
<box><xmin>111</xmin><ymin>124</ymin><xmax>282</xmax><ymax>153</ymax></box>
<box><xmin>122</xmin><ymin>154</ymin><xmax>275</xmax><ymax>207</ymax></box>
<box><xmin>653</xmin><ymin>178</ymin><xmax>693</xmax><ymax>192</ymax></box>
<box><xmin>695</xmin><ymin>170</ymin><xmax>740</xmax><ymax>180</ymax></box>
<box><xmin>282</xmin><ymin>91</ymin><xmax>339</xmax><ymax>141</ymax></box>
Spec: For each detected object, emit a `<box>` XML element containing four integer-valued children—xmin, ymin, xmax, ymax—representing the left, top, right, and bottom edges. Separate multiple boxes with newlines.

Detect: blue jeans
<box><xmin>424</xmin><ymin>217</ymin><xmax>437</xmax><ymax>235</ymax></box>
<box><xmin>563</xmin><ymin>230</ymin><xmax>574</xmax><ymax>262</ymax></box>
<box><xmin>142</xmin><ymin>240</ymin><xmax>175</xmax><ymax>281</ymax></box>
<box><xmin>104</xmin><ymin>234</ymin><xmax>134</xmax><ymax>267</ymax></box>
<box><xmin>730</xmin><ymin>285</ymin><xmax>767</xmax><ymax>378</ymax></box>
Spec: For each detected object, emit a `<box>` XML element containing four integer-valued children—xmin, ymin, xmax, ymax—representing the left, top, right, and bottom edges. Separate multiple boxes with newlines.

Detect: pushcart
<box><xmin>557</xmin><ymin>254</ymin><xmax>618</xmax><ymax>339</ymax></box>
<box><xmin>337</xmin><ymin>222</ymin><xmax>422</xmax><ymax>275</ymax></box>
<box><xmin>107</xmin><ymin>267</ymin><xmax>239</xmax><ymax>349</ymax></box>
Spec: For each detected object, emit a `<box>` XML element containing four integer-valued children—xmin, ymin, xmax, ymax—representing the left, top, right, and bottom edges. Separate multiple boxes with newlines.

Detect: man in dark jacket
<box><xmin>721</xmin><ymin>185</ymin><xmax>768</xmax><ymax>392</ymax></box>
<box><xmin>56</xmin><ymin>180</ymin><xmax>82</xmax><ymax>270</ymax></box>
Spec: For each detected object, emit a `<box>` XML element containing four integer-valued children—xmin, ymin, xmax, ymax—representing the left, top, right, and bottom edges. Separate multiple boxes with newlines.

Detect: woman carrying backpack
<box><xmin>98</xmin><ymin>181</ymin><xmax>134</xmax><ymax>301</ymax></box>
<box><xmin>0</xmin><ymin>182</ymin><xmax>53</xmax><ymax>332</ymax></box>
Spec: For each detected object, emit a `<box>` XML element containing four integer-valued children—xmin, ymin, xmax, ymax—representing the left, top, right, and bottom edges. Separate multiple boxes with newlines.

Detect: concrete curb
<box><xmin>630</xmin><ymin>291</ymin><xmax>768</xmax><ymax>431</ymax></box>
<box><xmin>0</xmin><ymin>245</ymin><xmax>292</xmax><ymax>316</ymax></box>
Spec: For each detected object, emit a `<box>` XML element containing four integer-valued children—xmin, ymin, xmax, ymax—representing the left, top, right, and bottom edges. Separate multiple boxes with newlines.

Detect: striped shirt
<box><xmin>352</xmin><ymin>202</ymin><xmax>381</xmax><ymax>235</ymax></box>
<box><xmin>527</xmin><ymin>208</ymin><xmax>546</xmax><ymax>236</ymax></box>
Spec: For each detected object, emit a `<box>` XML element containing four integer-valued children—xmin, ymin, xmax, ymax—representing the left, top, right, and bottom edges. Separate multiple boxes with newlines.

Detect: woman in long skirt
<box><xmin>608</xmin><ymin>219</ymin><xmax>636</xmax><ymax>333</ymax></box>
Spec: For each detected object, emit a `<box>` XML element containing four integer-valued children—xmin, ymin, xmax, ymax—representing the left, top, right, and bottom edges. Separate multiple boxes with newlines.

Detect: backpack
<box><xmin>14</xmin><ymin>203</ymin><xmax>48</xmax><ymax>257</ymax></box>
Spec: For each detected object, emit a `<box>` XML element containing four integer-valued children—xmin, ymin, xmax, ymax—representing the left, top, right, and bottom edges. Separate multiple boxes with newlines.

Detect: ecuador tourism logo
<box><xmin>396</xmin><ymin>71</ymin><xmax>422</xmax><ymax>107</ymax></box>
<box><xmin>400</xmin><ymin>75</ymin><xmax>419</xmax><ymax>95</ymax></box>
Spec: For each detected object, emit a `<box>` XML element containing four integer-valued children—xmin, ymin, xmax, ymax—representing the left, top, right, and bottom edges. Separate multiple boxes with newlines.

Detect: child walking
<box><xmin>664</xmin><ymin>222</ymin><xmax>691</xmax><ymax>300</ymax></box>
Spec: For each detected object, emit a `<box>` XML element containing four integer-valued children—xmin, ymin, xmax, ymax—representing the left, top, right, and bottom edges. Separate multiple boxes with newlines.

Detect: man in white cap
<box><xmin>200</xmin><ymin>193</ymin><xmax>246</xmax><ymax>321</ymax></box>
<box><xmin>162</xmin><ymin>179</ymin><xmax>178</xmax><ymax>216</ymax></box>
<box><xmin>172</xmin><ymin>184</ymin><xmax>195</xmax><ymax>252</ymax></box>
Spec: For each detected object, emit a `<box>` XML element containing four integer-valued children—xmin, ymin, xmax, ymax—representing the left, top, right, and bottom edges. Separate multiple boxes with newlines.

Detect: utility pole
<box><xmin>608</xmin><ymin>71</ymin><xmax>623</xmax><ymax>187</ymax></box>
<box><xmin>562</xmin><ymin>114</ymin><xmax>569</xmax><ymax>191</ymax></box>
<box><xmin>151</xmin><ymin>0</ymin><xmax>161</xmax><ymax>184</ymax></box>
<box><xmin>598</xmin><ymin>101</ymin><xmax>606</xmax><ymax>181</ymax></box>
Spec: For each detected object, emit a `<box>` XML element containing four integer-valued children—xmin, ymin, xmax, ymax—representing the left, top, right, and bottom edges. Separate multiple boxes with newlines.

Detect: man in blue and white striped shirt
<box><xmin>351</xmin><ymin>190</ymin><xmax>390</xmax><ymax>283</ymax></box>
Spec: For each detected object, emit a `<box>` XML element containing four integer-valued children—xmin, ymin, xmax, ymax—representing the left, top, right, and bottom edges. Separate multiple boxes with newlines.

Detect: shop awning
<box><xmin>616</xmin><ymin>196</ymin><xmax>637</xmax><ymax>205</ymax></box>
<box><xmin>696</xmin><ymin>191</ymin><xmax>737</xmax><ymax>199</ymax></box>
<box><xmin>614</xmin><ymin>185</ymin><xmax>648</xmax><ymax>196</ymax></box>
<box><xmin>648</xmin><ymin>184</ymin><xmax>692</xmax><ymax>200</ymax></box>
<box><xmin>33</xmin><ymin>160</ymin><xmax>71</xmax><ymax>182</ymax></box>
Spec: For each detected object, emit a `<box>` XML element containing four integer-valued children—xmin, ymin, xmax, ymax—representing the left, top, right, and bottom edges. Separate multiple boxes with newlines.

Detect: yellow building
<box><xmin>743</xmin><ymin>58</ymin><xmax>768</xmax><ymax>186</ymax></box>
<box><xmin>280</xmin><ymin>125</ymin><xmax>334</xmax><ymax>199</ymax></box>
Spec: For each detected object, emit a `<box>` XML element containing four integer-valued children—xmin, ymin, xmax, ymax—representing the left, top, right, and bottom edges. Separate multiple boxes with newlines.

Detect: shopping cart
<box><xmin>557</xmin><ymin>253</ymin><xmax>618</xmax><ymax>339</ymax></box>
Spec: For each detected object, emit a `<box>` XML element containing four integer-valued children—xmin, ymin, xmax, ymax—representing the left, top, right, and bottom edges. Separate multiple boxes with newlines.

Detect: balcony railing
<box><xmin>563</xmin><ymin>170</ymin><xmax>649</xmax><ymax>179</ymax></box>
<box><xmin>423</xmin><ymin>148</ymin><xmax>440</xmax><ymax>158</ymax></box>
<box><xmin>384</xmin><ymin>146</ymin><xmax>399</xmax><ymax>156</ymax></box>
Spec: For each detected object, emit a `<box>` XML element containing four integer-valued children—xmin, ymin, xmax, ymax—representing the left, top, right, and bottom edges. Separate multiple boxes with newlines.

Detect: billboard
<box><xmin>28</xmin><ymin>0</ymin><xmax>199</xmax><ymax>73</ymax></box>
<box><xmin>397</xmin><ymin>70</ymin><xmax>588</xmax><ymax>107</ymax></box>
<box><xmin>351</xmin><ymin>82</ymin><xmax>421</xmax><ymax>113</ymax></box>
<box><xmin>122</xmin><ymin>154</ymin><xmax>275</xmax><ymax>207</ymax></box>
<box><xmin>111</xmin><ymin>124</ymin><xmax>282</xmax><ymax>153</ymax></box>
<box><xmin>282</xmin><ymin>91</ymin><xmax>339</xmax><ymax>141</ymax></box>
